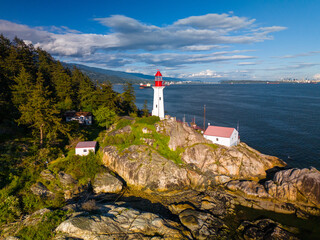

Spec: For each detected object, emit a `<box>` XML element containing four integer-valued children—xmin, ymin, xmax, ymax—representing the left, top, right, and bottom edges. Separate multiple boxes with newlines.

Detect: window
<box><xmin>83</xmin><ymin>149</ymin><xmax>87</xmax><ymax>152</ymax></box>
<box><xmin>159</xmin><ymin>97</ymin><xmax>161</xmax><ymax>100</ymax></box>
<box><xmin>156</xmin><ymin>105</ymin><xmax>157</xmax><ymax>108</ymax></box>
<box><xmin>216</xmin><ymin>138</ymin><xmax>219</xmax><ymax>141</ymax></box>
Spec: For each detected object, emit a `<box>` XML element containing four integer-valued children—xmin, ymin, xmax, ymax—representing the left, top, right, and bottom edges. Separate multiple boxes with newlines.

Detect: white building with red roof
<box><xmin>75</xmin><ymin>141</ymin><xmax>97</xmax><ymax>156</ymax></box>
<box><xmin>203</xmin><ymin>126</ymin><xmax>239</xmax><ymax>147</ymax></box>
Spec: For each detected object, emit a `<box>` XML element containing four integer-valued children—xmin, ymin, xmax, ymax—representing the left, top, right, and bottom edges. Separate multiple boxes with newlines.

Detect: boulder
<box><xmin>40</xmin><ymin>169</ymin><xmax>56</xmax><ymax>181</ymax></box>
<box><xmin>103</xmin><ymin>145</ymin><xmax>207</xmax><ymax>192</ymax></box>
<box><xmin>179</xmin><ymin>209</ymin><xmax>229</xmax><ymax>239</ymax></box>
<box><xmin>225</xmin><ymin>168</ymin><xmax>320</xmax><ymax>216</ymax></box>
<box><xmin>93</xmin><ymin>172</ymin><xmax>123</xmax><ymax>194</ymax></box>
<box><xmin>30</xmin><ymin>182</ymin><xmax>54</xmax><ymax>198</ymax></box>
<box><xmin>55</xmin><ymin>203</ymin><xmax>191</xmax><ymax>239</ymax></box>
<box><xmin>155</xmin><ymin>118</ymin><xmax>210</xmax><ymax>150</ymax></box>
<box><xmin>237</xmin><ymin>219</ymin><xmax>299</xmax><ymax>240</ymax></box>
<box><xmin>181</xmin><ymin>142</ymin><xmax>286</xmax><ymax>181</ymax></box>
<box><xmin>109</xmin><ymin>125</ymin><xmax>132</xmax><ymax>136</ymax></box>
<box><xmin>265</xmin><ymin>167</ymin><xmax>320</xmax><ymax>207</ymax></box>
<box><xmin>58</xmin><ymin>171</ymin><xmax>77</xmax><ymax>187</ymax></box>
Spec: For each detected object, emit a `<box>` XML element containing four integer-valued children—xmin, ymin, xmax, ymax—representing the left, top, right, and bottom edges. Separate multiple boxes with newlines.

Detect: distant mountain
<box><xmin>63</xmin><ymin>62</ymin><xmax>183</xmax><ymax>84</ymax></box>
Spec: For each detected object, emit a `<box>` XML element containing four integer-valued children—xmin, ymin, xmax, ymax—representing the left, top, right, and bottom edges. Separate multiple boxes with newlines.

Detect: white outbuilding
<box><xmin>204</xmin><ymin>126</ymin><xmax>239</xmax><ymax>147</ymax></box>
<box><xmin>75</xmin><ymin>141</ymin><xmax>97</xmax><ymax>156</ymax></box>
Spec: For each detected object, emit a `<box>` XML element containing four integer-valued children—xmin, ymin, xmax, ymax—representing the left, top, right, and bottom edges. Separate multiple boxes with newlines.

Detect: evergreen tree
<box><xmin>51</xmin><ymin>62</ymin><xmax>73</xmax><ymax>111</ymax></box>
<box><xmin>77</xmin><ymin>71</ymin><xmax>96</xmax><ymax>112</ymax></box>
<box><xmin>121</xmin><ymin>82</ymin><xmax>137</xmax><ymax>115</ymax></box>
<box><xmin>93</xmin><ymin>106</ymin><xmax>117</xmax><ymax>130</ymax></box>
<box><xmin>142</xmin><ymin>100</ymin><xmax>149</xmax><ymax>117</ymax></box>
<box><xmin>17</xmin><ymin>71</ymin><xmax>67</xmax><ymax>145</ymax></box>
<box><xmin>11</xmin><ymin>67</ymin><xmax>34</xmax><ymax>107</ymax></box>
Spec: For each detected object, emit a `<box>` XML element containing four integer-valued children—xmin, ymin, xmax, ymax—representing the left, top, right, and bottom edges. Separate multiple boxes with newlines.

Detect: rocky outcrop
<box><xmin>237</xmin><ymin>219</ymin><xmax>299</xmax><ymax>240</ymax></box>
<box><xmin>155</xmin><ymin>118</ymin><xmax>285</xmax><ymax>181</ymax></box>
<box><xmin>58</xmin><ymin>171</ymin><xmax>77</xmax><ymax>187</ymax></box>
<box><xmin>93</xmin><ymin>172</ymin><xmax>123</xmax><ymax>194</ymax></box>
<box><xmin>266</xmin><ymin>167</ymin><xmax>320</xmax><ymax>207</ymax></box>
<box><xmin>109</xmin><ymin>125</ymin><xmax>132</xmax><ymax>136</ymax></box>
<box><xmin>40</xmin><ymin>169</ymin><xmax>56</xmax><ymax>181</ymax></box>
<box><xmin>55</xmin><ymin>202</ymin><xmax>192</xmax><ymax>239</ymax></box>
<box><xmin>155</xmin><ymin>118</ymin><xmax>210</xmax><ymax>150</ymax></box>
<box><xmin>30</xmin><ymin>182</ymin><xmax>54</xmax><ymax>198</ymax></box>
<box><xmin>103</xmin><ymin>145</ymin><xmax>207</xmax><ymax>192</ymax></box>
<box><xmin>179</xmin><ymin>209</ymin><xmax>229</xmax><ymax>239</ymax></box>
<box><xmin>181</xmin><ymin>142</ymin><xmax>286</xmax><ymax>181</ymax></box>
<box><xmin>226</xmin><ymin>167</ymin><xmax>320</xmax><ymax>216</ymax></box>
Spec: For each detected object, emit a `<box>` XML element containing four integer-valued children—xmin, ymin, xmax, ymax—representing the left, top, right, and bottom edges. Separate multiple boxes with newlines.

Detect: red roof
<box><xmin>65</xmin><ymin>111</ymin><xmax>92</xmax><ymax>117</ymax></box>
<box><xmin>76</xmin><ymin>141</ymin><xmax>97</xmax><ymax>148</ymax></box>
<box><xmin>155</xmin><ymin>71</ymin><xmax>162</xmax><ymax>77</ymax></box>
<box><xmin>204</xmin><ymin>126</ymin><xmax>235</xmax><ymax>138</ymax></box>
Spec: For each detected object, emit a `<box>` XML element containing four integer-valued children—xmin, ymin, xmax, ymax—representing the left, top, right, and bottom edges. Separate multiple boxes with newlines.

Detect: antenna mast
<box><xmin>203</xmin><ymin>104</ymin><xmax>206</xmax><ymax>130</ymax></box>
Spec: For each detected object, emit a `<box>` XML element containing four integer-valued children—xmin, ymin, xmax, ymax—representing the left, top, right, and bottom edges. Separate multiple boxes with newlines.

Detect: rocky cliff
<box><xmin>6</xmin><ymin>117</ymin><xmax>319</xmax><ymax>240</ymax></box>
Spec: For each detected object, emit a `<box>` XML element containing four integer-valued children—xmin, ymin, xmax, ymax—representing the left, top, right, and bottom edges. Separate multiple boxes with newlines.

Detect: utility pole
<box><xmin>203</xmin><ymin>104</ymin><xmax>206</xmax><ymax>130</ymax></box>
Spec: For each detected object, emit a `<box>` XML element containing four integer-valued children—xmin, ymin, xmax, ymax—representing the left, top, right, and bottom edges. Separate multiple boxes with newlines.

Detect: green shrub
<box><xmin>17</xmin><ymin>210</ymin><xmax>67</xmax><ymax>240</ymax></box>
<box><xmin>0</xmin><ymin>192</ymin><xmax>21</xmax><ymax>224</ymax></box>
<box><xmin>116</xmin><ymin>119</ymin><xmax>132</xmax><ymax>130</ymax></box>
<box><xmin>49</xmin><ymin>151</ymin><xmax>102</xmax><ymax>185</ymax></box>
<box><xmin>135</xmin><ymin>116</ymin><xmax>160</xmax><ymax>125</ymax></box>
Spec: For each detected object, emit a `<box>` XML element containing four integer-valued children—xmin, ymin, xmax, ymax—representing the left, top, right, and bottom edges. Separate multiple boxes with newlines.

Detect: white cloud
<box><xmin>180</xmin><ymin>69</ymin><xmax>224</xmax><ymax>79</ymax></box>
<box><xmin>0</xmin><ymin>13</ymin><xmax>287</xmax><ymax>73</ymax></box>
<box><xmin>276</xmin><ymin>51</ymin><xmax>320</xmax><ymax>59</ymax></box>
<box><xmin>313</xmin><ymin>73</ymin><xmax>320</xmax><ymax>79</ymax></box>
<box><xmin>237</xmin><ymin>62</ymin><xmax>258</xmax><ymax>66</ymax></box>
<box><xmin>173</xmin><ymin>13</ymin><xmax>255</xmax><ymax>30</ymax></box>
<box><xmin>0</xmin><ymin>13</ymin><xmax>286</xmax><ymax>56</ymax></box>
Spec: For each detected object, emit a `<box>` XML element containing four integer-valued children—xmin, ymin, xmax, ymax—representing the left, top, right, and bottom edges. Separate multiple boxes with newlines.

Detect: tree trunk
<box><xmin>40</xmin><ymin>123</ymin><xmax>44</xmax><ymax>145</ymax></box>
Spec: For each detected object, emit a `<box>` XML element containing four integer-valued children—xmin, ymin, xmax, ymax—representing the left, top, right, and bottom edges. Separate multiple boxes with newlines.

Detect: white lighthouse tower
<box><xmin>152</xmin><ymin>70</ymin><xmax>165</xmax><ymax>119</ymax></box>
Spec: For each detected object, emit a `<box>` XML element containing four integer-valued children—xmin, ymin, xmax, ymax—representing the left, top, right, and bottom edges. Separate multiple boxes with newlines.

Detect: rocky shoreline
<box><xmin>3</xmin><ymin>117</ymin><xmax>320</xmax><ymax>239</ymax></box>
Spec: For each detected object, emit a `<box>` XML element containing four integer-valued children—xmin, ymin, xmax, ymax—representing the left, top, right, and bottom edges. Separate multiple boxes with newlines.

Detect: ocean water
<box><xmin>114</xmin><ymin>84</ymin><xmax>320</xmax><ymax>169</ymax></box>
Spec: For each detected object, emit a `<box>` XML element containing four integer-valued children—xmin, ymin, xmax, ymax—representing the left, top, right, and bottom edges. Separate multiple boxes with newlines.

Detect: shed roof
<box><xmin>204</xmin><ymin>126</ymin><xmax>235</xmax><ymax>138</ymax></box>
<box><xmin>76</xmin><ymin>141</ymin><xmax>97</xmax><ymax>148</ymax></box>
<box><xmin>65</xmin><ymin>111</ymin><xmax>92</xmax><ymax>117</ymax></box>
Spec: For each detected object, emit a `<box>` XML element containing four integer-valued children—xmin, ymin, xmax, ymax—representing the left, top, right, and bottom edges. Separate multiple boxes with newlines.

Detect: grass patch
<box><xmin>49</xmin><ymin>151</ymin><xmax>103</xmax><ymax>185</ymax></box>
<box><xmin>103</xmin><ymin>116</ymin><xmax>183</xmax><ymax>165</ymax></box>
<box><xmin>116</xmin><ymin>118</ymin><xmax>133</xmax><ymax>130</ymax></box>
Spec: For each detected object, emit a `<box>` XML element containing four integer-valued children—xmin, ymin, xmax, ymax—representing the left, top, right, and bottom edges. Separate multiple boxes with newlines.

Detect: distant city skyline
<box><xmin>0</xmin><ymin>0</ymin><xmax>319</xmax><ymax>81</ymax></box>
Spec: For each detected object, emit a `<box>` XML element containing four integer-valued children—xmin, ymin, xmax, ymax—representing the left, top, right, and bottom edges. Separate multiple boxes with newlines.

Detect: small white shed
<box><xmin>75</xmin><ymin>141</ymin><xmax>97</xmax><ymax>156</ymax></box>
<box><xmin>204</xmin><ymin>126</ymin><xmax>239</xmax><ymax>147</ymax></box>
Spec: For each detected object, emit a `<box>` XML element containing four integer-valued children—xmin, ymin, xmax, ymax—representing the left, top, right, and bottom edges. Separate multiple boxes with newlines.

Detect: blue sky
<box><xmin>1</xmin><ymin>0</ymin><xmax>319</xmax><ymax>80</ymax></box>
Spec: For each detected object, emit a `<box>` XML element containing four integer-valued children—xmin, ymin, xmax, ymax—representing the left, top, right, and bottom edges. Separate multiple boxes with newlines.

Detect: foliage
<box><xmin>16</xmin><ymin>71</ymin><xmax>68</xmax><ymax>145</ymax></box>
<box><xmin>0</xmin><ymin>35</ymin><xmax>138</xmax><ymax>232</ymax></box>
<box><xmin>0</xmin><ymin>192</ymin><xmax>21</xmax><ymax>224</ymax></box>
<box><xmin>135</xmin><ymin>116</ymin><xmax>160</xmax><ymax>125</ymax></box>
<box><xmin>49</xmin><ymin>151</ymin><xmax>103</xmax><ymax>185</ymax></box>
<box><xmin>142</xmin><ymin>100</ymin><xmax>149</xmax><ymax>117</ymax></box>
<box><xmin>103</xmin><ymin>116</ymin><xmax>183</xmax><ymax>165</ymax></box>
<box><xmin>116</xmin><ymin>118</ymin><xmax>133</xmax><ymax>130</ymax></box>
<box><xmin>121</xmin><ymin>82</ymin><xmax>137</xmax><ymax>115</ymax></box>
<box><xmin>93</xmin><ymin>106</ymin><xmax>117</xmax><ymax>129</ymax></box>
<box><xmin>17</xmin><ymin>210</ymin><xmax>67</xmax><ymax>240</ymax></box>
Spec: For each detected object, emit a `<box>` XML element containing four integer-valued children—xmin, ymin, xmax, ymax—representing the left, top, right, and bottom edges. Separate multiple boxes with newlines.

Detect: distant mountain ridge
<box><xmin>62</xmin><ymin>62</ymin><xmax>183</xmax><ymax>84</ymax></box>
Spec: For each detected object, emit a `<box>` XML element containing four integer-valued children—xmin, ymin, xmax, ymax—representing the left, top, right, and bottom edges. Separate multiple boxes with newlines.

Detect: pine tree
<box><xmin>17</xmin><ymin>71</ymin><xmax>67</xmax><ymax>145</ymax></box>
<box><xmin>11</xmin><ymin>67</ymin><xmax>34</xmax><ymax>107</ymax></box>
<box><xmin>121</xmin><ymin>82</ymin><xmax>137</xmax><ymax>115</ymax></box>
<box><xmin>93</xmin><ymin>106</ymin><xmax>117</xmax><ymax>130</ymax></box>
<box><xmin>142</xmin><ymin>100</ymin><xmax>149</xmax><ymax>117</ymax></box>
<box><xmin>51</xmin><ymin>62</ymin><xmax>73</xmax><ymax>111</ymax></box>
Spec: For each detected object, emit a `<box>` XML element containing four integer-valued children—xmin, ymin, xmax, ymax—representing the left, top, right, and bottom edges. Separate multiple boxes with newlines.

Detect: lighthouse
<box><xmin>152</xmin><ymin>70</ymin><xmax>165</xmax><ymax>119</ymax></box>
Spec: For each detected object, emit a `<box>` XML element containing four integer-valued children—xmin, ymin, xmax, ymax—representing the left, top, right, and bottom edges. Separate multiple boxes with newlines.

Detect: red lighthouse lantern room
<box><xmin>155</xmin><ymin>70</ymin><xmax>163</xmax><ymax>87</ymax></box>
